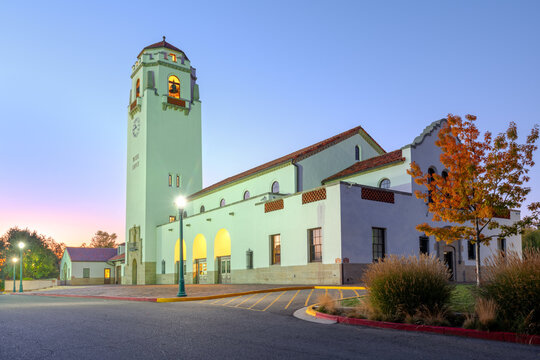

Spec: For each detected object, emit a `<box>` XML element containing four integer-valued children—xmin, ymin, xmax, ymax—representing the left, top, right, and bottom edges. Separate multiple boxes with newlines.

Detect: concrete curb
<box><xmin>306</xmin><ymin>306</ymin><xmax>540</xmax><ymax>345</ymax></box>
<box><xmin>156</xmin><ymin>286</ymin><xmax>314</xmax><ymax>302</ymax></box>
<box><xmin>18</xmin><ymin>293</ymin><xmax>157</xmax><ymax>302</ymax></box>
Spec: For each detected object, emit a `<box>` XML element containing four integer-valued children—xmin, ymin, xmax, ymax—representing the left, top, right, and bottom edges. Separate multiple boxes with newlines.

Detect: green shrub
<box><xmin>481</xmin><ymin>249</ymin><xmax>540</xmax><ymax>334</ymax></box>
<box><xmin>363</xmin><ymin>254</ymin><xmax>453</xmax><ymax>322</ymax></box>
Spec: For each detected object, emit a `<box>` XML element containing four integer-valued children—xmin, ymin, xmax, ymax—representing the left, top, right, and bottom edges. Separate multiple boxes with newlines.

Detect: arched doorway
<box><xmin>132</xmin><ymin>259</ymin><xmax>137</xmax><ymax>285</ymax></box>
<box><xmin>214</xmin><ymin>229</ymin><xmax>231</xmax><ymax>284</ymax></box>
<box><xmin>192</xmin><ymin>234</ymin><xmax>207</xmax><ymax>284</ymax></box>
<box><xmin>174</xmin><ymin>239</ymin><xmax>187</xmax><ymax>284</ymax></box>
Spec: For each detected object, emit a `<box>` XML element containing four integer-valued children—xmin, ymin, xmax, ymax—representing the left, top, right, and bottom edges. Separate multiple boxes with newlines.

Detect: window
<box><xmin>372</xmin><ymin>228</ymin><xmax>385</xmax><ymax>262</ymax></box>
<box><xmin>220</xmin><ymin>199</ymin><xmax>226</xmax><ymax>207</ymax></box>
<box><xmin>168</xmin><ymin>174</ymin><xmax>172</xmax><ymax>187</ymax></box>
<box><xmin>243</xmin><ymin>191</ymin><xmax>250</xmax><ymax>200</ymax></box>
<box><xmin>136</xmin><ymin>79</ymin><xmax>140</xmax><ymax>98</ymax></box>
<box><xmin>161</xmin><ymin>259</ymin><xmax>166</xmax><ymax>274</ymax></box>
<box><xmin>182</xmin><ymin>210</ymin><xmax>187</xmax><ymax>218</ymax></box>
<box><xmin>176</xmin><ymin>175</ymin><xmax>180</xmax><ymax>188</ymax></box>
<box><xmin>271</xmin><ymin>181</ymin><xmax>279</xmax><ymax>194</ymax></box>
<box><xmin>498</xmin><ymin>238</ymin><xmax>506</xmax><ymax>253</ymax></box>
<box><xmin>200</xmin><ymin>205</ymin><xmax>205</xmax><ymax>213</ymax></box>
<box><xmin>379</xmin><ymin>178</ymin><xmax>391</xmax><ymax>189</ymax></box>
<box><xmin>355</xmin><ymin>145</ymin><xmax>360</xmax><ymax>161</ymax></box>
<box><xmin>170</xmin><ymin>53</ymin><xmax>177</xmax><ymax>62</ymax></box>
<box><xmin>83</xmin><ymin>268</ymin><xmax>90</xmax><ymax>278</ymax></box>
<box><xmin>169</xmin><ymin>216</ymin><xmax>176</xmax><ymax>223</ymax></box>
<box><xmin>442</xmin><ymin>170</ymin><xmax>448</xmax><ymax>181</ymax></box>
<box><xmin>246</xmin><ymin>249</ymin><xmax>253</xmax><ymax>269</ymax></box>
<box><xmin>308</xmin><ymin>228</ymin><xmax>322</xmax><ymax>262</ymax></box>
<box><xmin>271</xmin><ymin>234</ymin><xmax>281</xmax><ymax>265</ymax></box>
<box><xmin>168</xmin><ymin>75</ymin><xmax>180</xmax><ymax>98</ymax></box>
<box><xmin>419</xmin><ymin>236</ymin><xmax>429</xmax><ymax>255</ymax></box>
<box><xmin>428</xmin><ymin>168</ymin><xmax>436</xmax><ymax>203</ymax></box>
<box><xmin>468</xmin><ymin>241</ymin><xmax>476</xmax><ymax>260</ymax></box>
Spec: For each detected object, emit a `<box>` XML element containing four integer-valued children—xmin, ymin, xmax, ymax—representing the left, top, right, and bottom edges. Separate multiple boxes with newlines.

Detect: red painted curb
<box><xmin>18</xmin><ymin>293</ymin><xmax>157</xmax><ymax>302</ymax></box>
<box><xmin>314</xmin><ymin>311</ymin><xmax>540</xmax><ymax>345</ymax></box>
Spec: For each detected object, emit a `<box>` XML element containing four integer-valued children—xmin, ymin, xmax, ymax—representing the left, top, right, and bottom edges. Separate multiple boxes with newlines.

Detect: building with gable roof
<box><xmin>60</xmin><ymin>246</ymin><xmax>125</xmax><ymax>285</ymax></box>
<box><xmin>122</xmin><ymin>39</ymin><xmax>522</xmax><ymax>285</ymax></box>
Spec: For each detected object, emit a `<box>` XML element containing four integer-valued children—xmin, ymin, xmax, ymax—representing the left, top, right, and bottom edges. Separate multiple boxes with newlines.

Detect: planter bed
<box><xmin>310</xmin><ymin>306</ymin><xmax>540</xmax><ymax>345</ymax></box>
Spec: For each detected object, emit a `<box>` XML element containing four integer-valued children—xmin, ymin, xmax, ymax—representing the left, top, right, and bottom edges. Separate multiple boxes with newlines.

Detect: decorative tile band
<box><xmin>265</xmin><ymin>199</ymin><xmax>284</xmax><ymax>213</ymax></box>
<box><xmin>361</xmin><ymin>187</ymin><xmax>394</xmax><ymax>204</ymax></box>
<box><xmin>302</xmin><ymin>188</ymin><xmax>327</xmax><ymax>204</ymax></box>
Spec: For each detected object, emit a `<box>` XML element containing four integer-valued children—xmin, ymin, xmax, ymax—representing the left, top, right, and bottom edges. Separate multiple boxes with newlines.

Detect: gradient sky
<box><xmin>1</xmin><ymin>1</ymin><xmax>539</xmax><ymax>246</ymax></box>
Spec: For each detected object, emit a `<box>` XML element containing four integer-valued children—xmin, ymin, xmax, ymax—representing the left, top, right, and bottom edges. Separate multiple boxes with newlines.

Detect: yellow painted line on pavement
<box><xmin>211</xmin><ymin>297</ymin><xmax>226</xmax><ymax>304</ymax></box>
<box><xmin>262</xmin><ymin>291</ymin><xmax>286</xmax><ymax>311</ymax></box>
<box><xmin>339</xmin><ymin>289</ymin><xmax>343</xmax><ymax>299</ymax></box>
<box><xmin>235</xmin><ymin>293</ymin><xmax>257</xmax><ymax>307</ymax></box>
<box><xmin>325</xmin><ymin>288</ymin><xmax>328</xmax><ymax>296</ymax></box>
<box><xmin>304</xmin><ymin>289</ymin><xmax>314</xmax><ymax>306</ymax></box>
<box><xmin>314</xmin><ymin>286</ymin><xmax>366</xmax><ymax>290</ymax></box>
<box><xmin>248</xmin><ymin>293</ymin><xmax>271</xmax><ymax>309</ymax></box>
<box><xmin>222</xmin><ymin>296</ymin><xmax>241</xmax><ymax>306</ymax></box>
<box><xmin>354</xmin><ymin>290</ymin><xmax>359</xmax><ymax>297</ymax></box>
<box><xmin>285</xmin><ymin>290</ymin><xmax>300</xmax><ymax>309</ymax></box>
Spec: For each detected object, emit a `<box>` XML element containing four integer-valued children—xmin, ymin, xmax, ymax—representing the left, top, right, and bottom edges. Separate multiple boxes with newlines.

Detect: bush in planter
<box><xmin>363</xmin><ymin>254</ymin><xmax>453</xmax><ymax>322</ymax></box>
<box><xmin>482</xmin><ymin>248</ymin><xmax>540</xmax><ymax>334</ymax></box>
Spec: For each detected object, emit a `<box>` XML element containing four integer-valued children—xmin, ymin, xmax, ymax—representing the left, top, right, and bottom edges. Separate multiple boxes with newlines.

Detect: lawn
<box><xmin>338</xmin><ymin>284</ymin><xmax>476</xmax><ymax>313</ymax></box>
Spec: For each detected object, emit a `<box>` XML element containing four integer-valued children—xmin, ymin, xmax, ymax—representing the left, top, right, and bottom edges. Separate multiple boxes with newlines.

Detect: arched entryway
<box><xmin>174</xmin><ymin>239</ymin><xmax>187</xmax><ymax>284</ymax></box>
<box><xmin>214</xmin><ymin>229</ymin><xmax>231</xmax><ymax>284</ymax></box>
<box><xmin>192</xmin><ymin>234</ymin><xmax>207</xmax><ymax>284</ymax></box>
<box><xmin>132</xmin><ymin>259</ymin><xmax>137</xmax><ymax>285</ymax></box>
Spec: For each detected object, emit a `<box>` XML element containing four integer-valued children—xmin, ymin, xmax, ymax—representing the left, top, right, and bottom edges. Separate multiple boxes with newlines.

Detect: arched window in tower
<box><xmin>168</xmin><ymin>75</ymin><xmax>180</xmax><ymax>99</ymax></box>
<box><xmin>136</xmin><ymin>79</ymin><xmax>140</xmax><ymax>98</ymax></box>
<box><xmin>442</xmin><ymin>170</ymin><xmax>448</xmax><ymax>181</ymax></box>
<box><xmin>220</xmin><ymin>199</ymin><xmax>226</xmax><ymax>207</ymax></box>
<box><xmin>271</xmin><ymin>181</ymin><xmax>280</xmax><ymax>194</ymax></box>
<box><xmin>200</xmin><ymin>205</ymin><xmax>205</xmax><ymax>213</ymax></box>
<box><xmin>427</xmin><ymin>167</ymin><xmax>436</xmax><ymax>203</ymax></box>
<box><xmin>355</xmin><ymin>145</ymin><xmax>360</xmax><ymax>161</ymax></box>
<box><xmin>243</xmin><ymin>191</ymin><xmax>250</xmax><ymax>200</ymax></box>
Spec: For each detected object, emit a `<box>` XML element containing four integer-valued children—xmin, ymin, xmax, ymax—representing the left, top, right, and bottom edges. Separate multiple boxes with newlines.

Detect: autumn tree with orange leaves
<box><xmin>408</xmin><ymin>114</ymin><xmax>539</xmax><ymax>285</ymax></box>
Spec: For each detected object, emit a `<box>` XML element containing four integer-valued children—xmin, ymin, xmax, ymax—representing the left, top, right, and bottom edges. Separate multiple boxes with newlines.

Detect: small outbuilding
<box><xmin>60</xmin><ymin>247</ymin><xmax>118</xmax><ymax>285</ymax></box>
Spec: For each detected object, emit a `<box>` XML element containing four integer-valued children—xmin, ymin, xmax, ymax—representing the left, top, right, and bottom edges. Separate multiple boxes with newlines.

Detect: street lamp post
<box><xmin>175</xmin><ymin>196</ymin><xmax>187</xmax><ymax>297</ymax></box>
<box><xmin>18</xmin><ymin>242</ymin><xmax>25</xmax><ymax>293</ymax></box>
<box><xmin>12</xmin><ymin>258</ymin><xmax>18</xmax><ymax>293</ymax></box>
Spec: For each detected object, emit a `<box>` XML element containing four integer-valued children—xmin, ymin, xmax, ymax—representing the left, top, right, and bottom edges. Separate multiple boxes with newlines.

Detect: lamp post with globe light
<box><xmin>18</xmin><ymin>242</ymin><xmax>25</xmax><ymax>292</ymax></box>
<box><xmin>175</xmin><ymin>196</ymin><xmax>187</xmax><ymax>297</ymax></box>
<box><xmin>12</xmin><ymin>258</ymin><xmax>18</xmax><ymax>292</ymax></box>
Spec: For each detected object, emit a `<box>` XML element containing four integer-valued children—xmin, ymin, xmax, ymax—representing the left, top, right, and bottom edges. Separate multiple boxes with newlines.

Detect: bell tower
<box><xmin>124</xmin><ymin>37</ymin><xmax>202</xmax><ymax>284</ymax></box>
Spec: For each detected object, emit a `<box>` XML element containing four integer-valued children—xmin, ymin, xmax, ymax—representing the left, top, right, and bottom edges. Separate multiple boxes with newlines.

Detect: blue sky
<box><xmin>0</xmin><ymin>0</ymin><xmax>538</xmax><ymax>245</ymax></box>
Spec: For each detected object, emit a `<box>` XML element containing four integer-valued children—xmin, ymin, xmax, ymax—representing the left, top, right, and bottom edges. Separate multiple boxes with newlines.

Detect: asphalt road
<box><xmin>0</xmin><ymin>295</ymin><xmax>537</xmax><ymax>360</ymax></box>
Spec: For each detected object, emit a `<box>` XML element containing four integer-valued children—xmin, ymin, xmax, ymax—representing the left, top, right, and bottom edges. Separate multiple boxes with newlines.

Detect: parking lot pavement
<box><xmin>198</xmin><ymin>288</ymin><xmax>366</xmax><ymax>315</ymax></box>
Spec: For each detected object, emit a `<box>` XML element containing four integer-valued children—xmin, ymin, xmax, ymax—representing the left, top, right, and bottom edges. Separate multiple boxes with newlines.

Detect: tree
<box><xmin>408</xmin><ymin>114</ymin><xmax>539</xmax><ymax>285</ymax></box>
<box><xmin>523</xmin><ymin>228</ymin><xmax>540</xmax><ymax>250</ymax></box>
<box><xmin>84</xmin><ymin>231</ymin><xmax>118</xmax><ymax>248</ymax></box>
<box><xmin>0</xmin><ymin>227</ymin><xmax>64</xmax><ymax>279</ymax></box>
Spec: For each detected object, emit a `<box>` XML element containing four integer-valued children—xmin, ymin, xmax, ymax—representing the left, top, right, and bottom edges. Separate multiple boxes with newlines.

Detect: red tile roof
<box><xmin>65</xmin><ymin>247</ymin><xmax>118</xmax><ymax>262</ymax></box>
<box><xmin>108</xmin><ymin>253</ymin><xmax>125</xmax><ymax>261</ymax></box>
<box><xmin>138</xmin><ymin>37</ymin><xmax>189</xmax><ymax>60</ymax></box>
<box><xmin>323</xmin><ymin>149</ymin><xmax>405</xmax><ymax>183</ymax></box>
<box><xmin>189</xmin><ymin>125</ymin><xmax>385</xmax><ymax>199</ymax></box>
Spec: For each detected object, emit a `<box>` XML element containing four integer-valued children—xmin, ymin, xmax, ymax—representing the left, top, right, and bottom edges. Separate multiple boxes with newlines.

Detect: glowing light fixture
<box><xmin>175</xmin><ymin>196</ymin><xmax>187</xmax><ymax>209</ymax></box>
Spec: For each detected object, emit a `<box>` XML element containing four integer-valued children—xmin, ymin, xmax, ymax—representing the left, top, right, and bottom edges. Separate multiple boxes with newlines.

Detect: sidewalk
<box><xmin>17</xmin><ymin>284</ymin><xmax>365</xmax><ymax>302</ymax></box>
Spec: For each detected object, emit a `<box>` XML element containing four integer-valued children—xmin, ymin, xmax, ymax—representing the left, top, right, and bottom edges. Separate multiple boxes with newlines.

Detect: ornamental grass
<box><xmin>481</xmin><ymin>248</ymin><xmax>540</xmax><ymax>335</ymax></box>
<box><xmin>363</xmin><ymin>254</ymin><xmax>453</xmax><ymax>322</ymax></box>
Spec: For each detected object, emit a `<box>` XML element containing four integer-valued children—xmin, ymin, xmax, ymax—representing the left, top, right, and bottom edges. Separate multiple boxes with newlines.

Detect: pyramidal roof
<box><xmin>138</xmin><ymin>36</ymin><xmax>189</xmax><ymax>60</ymax></box>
